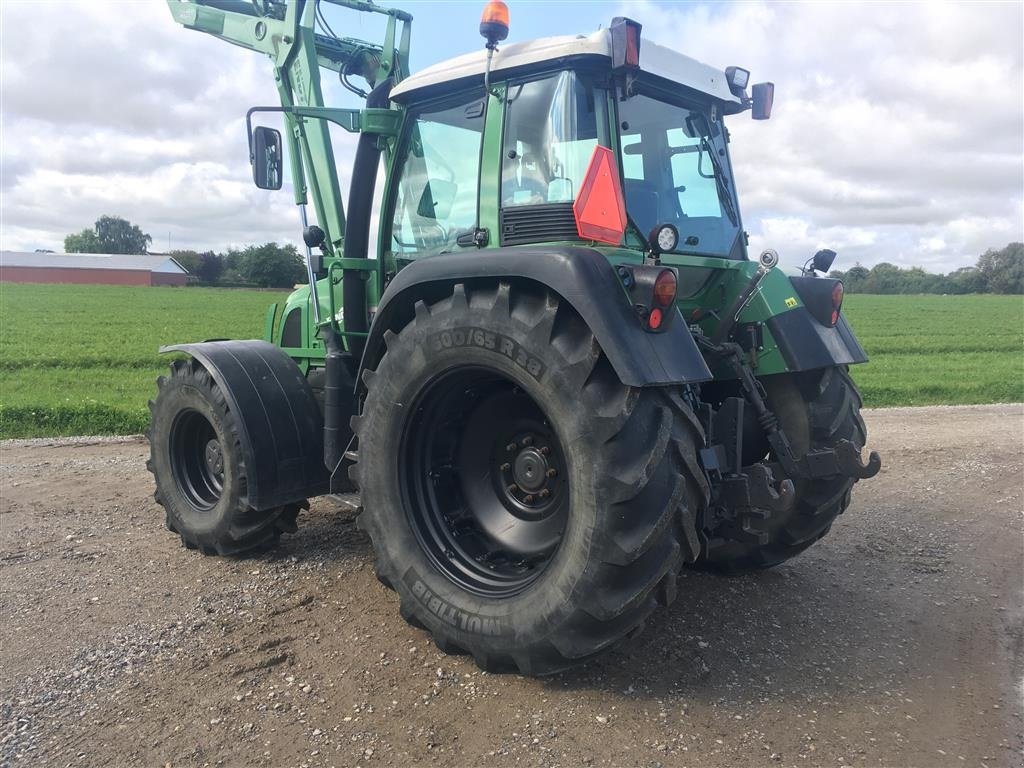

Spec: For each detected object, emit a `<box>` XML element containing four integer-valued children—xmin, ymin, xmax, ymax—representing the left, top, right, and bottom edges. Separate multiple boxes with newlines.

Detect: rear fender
<box><xmin>359</xmin><ymin>247</ymin><xmax>713</xmax><ymax>390</ymax></box>
<box><xmin>766</xmin><ymin>276</ymin><xmax>868</xmax><ymax>371</ymax></box>
<box><xmin>160</xmin><ymin>340</ymin><xmax>328</xmax><ymax>510</ymax></box>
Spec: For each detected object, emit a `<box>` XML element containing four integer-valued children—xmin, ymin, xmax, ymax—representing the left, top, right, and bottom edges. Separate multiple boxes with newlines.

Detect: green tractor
<box><xmin>152</xmin><ymin>0</ymin><xmax>880</xmax><ymax>674</ymax></box>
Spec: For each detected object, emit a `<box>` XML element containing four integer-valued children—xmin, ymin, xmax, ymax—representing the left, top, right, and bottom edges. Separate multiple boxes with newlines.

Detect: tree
<box><xmin>64</xmin><ymin>228</ymin><xmax>101</xmax><ymax>253</ymax></box>
<box><xmin>831</xmin><ymin>263</ymin><xmax>870</xmax><ymax>293</ymax></box>
<box><xmin>234</xmin><ymin>243</ymin><xmax>305</xmax><ymax>288</ymax></box>
<box><xmin>168</xmin><ymin>250</ymin><xmax>202</xmax><ymax>274</ymax></box>
<box><xmin>64</xmin><ymin>215</ymin><xmax>152</xmax><ymax>254</ymax></box>
<box><xmin>947</xmin><ymin>266</ymin><xmax>986</xmax><ymax>294</ymax></box>
<box><xmin>196</xmin><ymin>251</ymin><xmax>224</xmax><ymax>284</ymax></box>
<box><xmin>168</xmin><ymin>249</ymin><xmax>225</xmax><ymax>284</ymax></box>
<box><xmin>977</xmin><ymin>243</ymin><xmax>1024</xmax><ymax>294</ymax></box>
<box><xmin>864</xmin><ymin>262</ymin><xmax>903</xmax><ymax>294</ymax></box>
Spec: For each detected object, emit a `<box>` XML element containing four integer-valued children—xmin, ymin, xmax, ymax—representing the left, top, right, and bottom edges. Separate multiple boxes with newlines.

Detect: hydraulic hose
<box><xmin>711</xmin><ymin>249</ymin><xmax>779</xmax><ymax>344</ymax></box>
<box><xmin>325</xmin><ymin>76</ymin><xmax>393</xmax><ymax>478</ymax></box>
<box><xmin>341</xmin><ymin>77</ymin><xmax>393</xmax><ymax>362</ymax></box>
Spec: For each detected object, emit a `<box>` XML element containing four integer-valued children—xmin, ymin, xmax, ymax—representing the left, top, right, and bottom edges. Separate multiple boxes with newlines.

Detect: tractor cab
<box><xmin>382</xmin><ymin>18</ymin><xmax>772</xmax><ymax>270</ymax></box>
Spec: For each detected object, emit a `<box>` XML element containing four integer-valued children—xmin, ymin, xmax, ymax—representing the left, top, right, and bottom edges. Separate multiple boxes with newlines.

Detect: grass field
<box><xmin>1</xmin><ymin>284</ymin><xmax>1021</xmax><ymax>438</ymax></box>
<box><xmin>0</xmin><ymin>284</ymin><xmax>290</xmax><ymax>438</ymax></box>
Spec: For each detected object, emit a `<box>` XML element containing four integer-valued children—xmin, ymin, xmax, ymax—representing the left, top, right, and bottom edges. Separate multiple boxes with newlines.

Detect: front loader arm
<box><xmin>166</xmin><ymin>0</ymin><xmax>411</xmax><ymax>252</ymax></box>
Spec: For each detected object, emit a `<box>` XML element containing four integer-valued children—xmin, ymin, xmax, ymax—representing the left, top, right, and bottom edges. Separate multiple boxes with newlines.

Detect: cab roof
<box><xmin>389</xmin><ymin>28</ymin><xmax>742</xmax><ymax>107</ymax></box>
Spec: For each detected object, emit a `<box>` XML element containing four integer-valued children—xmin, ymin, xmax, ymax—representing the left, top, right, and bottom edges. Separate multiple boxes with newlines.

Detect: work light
<box><xmin>725</xmin><ymin>66</ymin><xmax>750</xmax><ymax>96</ymax></box>
<box><xmin>648</xmin><ymin>223</ymin><xmax>679</xmax><ymax>256</ymax></box>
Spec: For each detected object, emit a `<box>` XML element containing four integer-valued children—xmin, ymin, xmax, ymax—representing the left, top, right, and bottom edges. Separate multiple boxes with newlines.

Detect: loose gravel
<box><xmin>1</xmin><ymin>405</ymin><xmax>1021</xmax><ymax>767</ymax></box>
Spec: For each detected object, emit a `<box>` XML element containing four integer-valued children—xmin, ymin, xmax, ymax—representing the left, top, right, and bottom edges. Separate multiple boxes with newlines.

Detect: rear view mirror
<box><xmin>251</xmin><ymin>126</ymin><xmax>283</xmax><ymax>190</ymax></box>
<box><xmin>751</xmin><ymin>82</ymin><xmax>774</xmax><ymax>120</ymax></box>
<box><xmin>417</xmin><ymin>179</ymin><xmax>458</xmax><ymax>220</ymax></box>
<box><xmin>812</xmin><ymin>248</ymin><xmax>837</xmax><ymax>273</ymax></box>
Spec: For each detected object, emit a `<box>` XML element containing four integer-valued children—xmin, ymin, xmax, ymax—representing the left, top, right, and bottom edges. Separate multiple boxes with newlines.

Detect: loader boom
<box><xmin>166</xmin><ymin>0</ymin><xmax>411</xmax><ymax>256</ymax></box>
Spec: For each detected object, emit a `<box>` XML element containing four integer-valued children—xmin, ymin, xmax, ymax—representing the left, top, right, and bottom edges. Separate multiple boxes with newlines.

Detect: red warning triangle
<box><xmin>572</xmin><ymin>145</ymin><xmax>627</xmax><ymax>246</ymax></box>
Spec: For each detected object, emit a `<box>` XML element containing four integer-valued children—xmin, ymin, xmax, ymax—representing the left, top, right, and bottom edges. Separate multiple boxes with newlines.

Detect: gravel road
<box><xmin>1</xmin><ymin>405</ymin><xmax>1021</xmax><ymax>768</ymax></box>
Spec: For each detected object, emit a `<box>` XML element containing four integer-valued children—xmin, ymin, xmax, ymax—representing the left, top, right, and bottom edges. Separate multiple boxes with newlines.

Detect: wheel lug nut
<box><xmin>546</xmin><ymin>468</ymin><xmax>557</xmax><ymax>478</ymax></box>
<box><xmin>521</xmin><ymin>436</ymin><xmax>534</xmax><ymax>446</ymax></box>
<box><xmin>507</xmin><ymin>484</ymin><xmax>519</xmax><ymax>494</ymax></box>
<box><xmin>500</xmin><ymin>462</ymin><xmax>511</xmax><ymax>471</ymax></box>
<box><xmin>524</xmin><ymin>494</ymin><xmax>534</xmax><ymax>503</ymax></box>
<box><xmin>505</xmin><ymin>442</ymin><xmax>517</xmax><ymax>452</ymax></box>
<box><xmin>539</xmin><ymin>446</ymin><xmax>550</xmax><ymax>455</ymax></box>
<box><xmin>539</xmin><ymin>489</ymin><xmax>550</xmax><ymax>499</ymax></box>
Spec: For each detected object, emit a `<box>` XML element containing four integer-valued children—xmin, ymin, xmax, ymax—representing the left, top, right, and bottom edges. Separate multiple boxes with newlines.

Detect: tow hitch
<box><xmin>696</xmin><ymin>335</ymin><xmax>881</xmax><ymax>483</ymax></box>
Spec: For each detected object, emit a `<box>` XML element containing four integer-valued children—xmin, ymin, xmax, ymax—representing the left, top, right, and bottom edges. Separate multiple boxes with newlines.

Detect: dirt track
<box><xmin>1</xmin><ymin>404</ymin><xmax>1021</xmax><ymax>767</ymax></box>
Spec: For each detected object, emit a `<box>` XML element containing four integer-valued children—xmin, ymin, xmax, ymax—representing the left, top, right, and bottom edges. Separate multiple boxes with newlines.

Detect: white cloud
<box><xmin>0</xmin><ymin>0</ymin><xmax>1021</xmax><ymax>274</ymax></box>
<box><xmin>621</xmin><ymin>0</ymin><xmax>1024</xmax><ymax>271</ymax></box>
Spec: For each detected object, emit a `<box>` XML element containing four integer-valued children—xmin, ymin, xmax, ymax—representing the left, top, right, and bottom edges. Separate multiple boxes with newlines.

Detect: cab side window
<box><xmin>501</xmin><ymin>72</ymin><xmax>602</xmax><ymax>208</ymax></box>
<box><xmin>389</xmin><ymin>97</ymin><xmax>484</xmax><ymax>258</ymax></box>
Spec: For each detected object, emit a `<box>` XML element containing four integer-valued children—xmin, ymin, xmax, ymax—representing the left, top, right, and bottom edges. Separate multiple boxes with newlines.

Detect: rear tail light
<box><xmin>616</xmin><ymin>264</ymin><xmax>679</xmax><ymax>333</ymax></box>
<box><xmin>653</xmin><ymin>269</ymin><xmax>677</xmax><ymax>307</ymax></box>
<box><xmin>831</xmin><ymin>281</ymin><xmax>844</xmax><ymax>325</ymax></box>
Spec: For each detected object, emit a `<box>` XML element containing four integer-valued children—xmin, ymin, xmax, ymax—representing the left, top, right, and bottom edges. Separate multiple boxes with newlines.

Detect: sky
<box><xmin>1</xmin><ymin>0</ymin><xmax>1021</xmax><ymax>273</ymax></box>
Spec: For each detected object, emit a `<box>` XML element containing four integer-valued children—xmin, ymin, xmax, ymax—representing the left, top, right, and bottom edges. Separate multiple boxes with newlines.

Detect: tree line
<box><xmin>59</xmin><ymin>215</ymin><xmax>1023</xmax><ymax>294</ymax></box>
<box><xmin>829</xmin><ymin>243</ymin><xmax>1023</xmax><ymax>295</ymax></box>
<box><xmin>62</xmin><ymin>215</ymin><xmax>305</xmax><ymax>288</ymax></box>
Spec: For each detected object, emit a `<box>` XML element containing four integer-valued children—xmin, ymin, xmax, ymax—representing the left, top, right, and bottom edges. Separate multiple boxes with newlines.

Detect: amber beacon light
<box><xmin>480</xmin><ymin>1</ymin><xmax>510</xmax><ymax>48</ymax></box>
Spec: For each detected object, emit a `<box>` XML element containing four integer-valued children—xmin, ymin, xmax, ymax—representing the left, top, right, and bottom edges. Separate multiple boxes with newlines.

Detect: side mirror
<box><xmin>751</xmin><ymin>82</ymin><xmax>774</xmax><ymax>120</ymax></box>
<box><xmin>251</xmin><ymin>126</ymin><xmax>283</xmax><ymax>190</ymax></box>
<box><xmin>417</xmin><ymin>179</ymin><xmax>458</xmax><ymax>220</ymax></box>
<box><xmin>812</xmin><ymin>248</ymin><xmax>837</xmax><ymax>273</ymax></box>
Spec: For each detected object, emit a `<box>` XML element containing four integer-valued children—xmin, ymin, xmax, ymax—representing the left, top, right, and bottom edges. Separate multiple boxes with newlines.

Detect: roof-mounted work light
<box><xmin>725</xmin><ymin>66</ymin><xmax>750</xmax><ymax>97</ymax></box>
<box><xmin>609</xmin><ymin>16</ymin><xmax>642</xmax><ymax>69</ymax></box>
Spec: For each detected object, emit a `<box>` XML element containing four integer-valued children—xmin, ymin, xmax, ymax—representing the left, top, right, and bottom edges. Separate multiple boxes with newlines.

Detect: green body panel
<box><xmin>662</xmin><ymin>256</ymin><xmax>805</xmax><ymax>376</ymax></box>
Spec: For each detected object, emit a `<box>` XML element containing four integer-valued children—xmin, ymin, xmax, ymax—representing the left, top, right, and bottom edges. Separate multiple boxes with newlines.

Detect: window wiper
<box><xmin>699</xmin><ymin>136</ymin><xmax>739</xmax><ymax>227</ymax></box>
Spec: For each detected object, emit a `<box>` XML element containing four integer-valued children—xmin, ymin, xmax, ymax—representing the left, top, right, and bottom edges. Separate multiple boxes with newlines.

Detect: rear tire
<box><xmin>700</xmin><ymin>366</ymin><xmax>867</xmax><ymax>574</ymax></box>
<box><xmin>353</xmin><ymin>281</ymin><xmax>708</xmax><ymax>675</ymax></box>
<box><xmin>147</xmin><ymin>358</ymin><xmax>304</xmax><ymax>556</ymax></box>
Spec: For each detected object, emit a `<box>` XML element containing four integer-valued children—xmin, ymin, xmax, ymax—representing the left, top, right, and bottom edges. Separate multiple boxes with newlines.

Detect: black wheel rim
<box><xmin>170</xmin><ymin>409</ymin><xmax>224</xmax><ymax>511</ymax></box>
<box><xmin>401</xmin><ymin>367</ymin><xmax>568</xmax><ymax>598</ymax></box>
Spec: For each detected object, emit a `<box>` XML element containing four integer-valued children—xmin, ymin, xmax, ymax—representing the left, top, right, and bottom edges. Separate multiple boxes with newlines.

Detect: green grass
<box><xmin>0</xmin><ymin>283</ymin><xmax>291</xmax><ymax>438</ymax></box>
<box><xmin>0</xmin><ymin>285</ymin><xmax>1021</xmax><ymax>437</ymax></box>
<box><xmin>842</xmin><ymin>294</ymin><xmax>1024</xmax><ymax>407</ymax></box>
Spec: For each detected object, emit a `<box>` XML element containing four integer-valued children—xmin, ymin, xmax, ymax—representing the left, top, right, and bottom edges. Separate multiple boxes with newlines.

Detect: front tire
<box><xmin>353</xmin><ymin>282</ymin><xmax>708</xmax><ymax>675</ymax></box>
<box><xmin>700</xmin><ymin>366</ymin><xmax>867</xmax><ymax>574</ymax></box>
<box><xmin>147</xmin><ymin>358</ymin><xmax>303</xmax><ymax>555</ymax></box>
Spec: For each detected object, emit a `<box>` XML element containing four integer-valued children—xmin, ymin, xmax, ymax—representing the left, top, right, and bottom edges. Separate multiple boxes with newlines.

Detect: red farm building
<box><xmin>0</xmin><ymin>251</ymin><xmax>190</xmax><ymax>286</ymax></box>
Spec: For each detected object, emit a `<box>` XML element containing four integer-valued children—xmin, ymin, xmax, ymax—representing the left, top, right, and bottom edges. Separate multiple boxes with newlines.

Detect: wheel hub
<box><xmin>204</xmin><ymin>439</ymin><xmax>224</xmax><ymax>477</ymax></box>
<box><xmin>497</xmin><ymin>433</ymin><xmax>561</xmax><ymax>515</ymax></box>
<box><xmin>512</xmin><ymin>446</ymin><xmax>547</xmax><ymax>491</ymax></box>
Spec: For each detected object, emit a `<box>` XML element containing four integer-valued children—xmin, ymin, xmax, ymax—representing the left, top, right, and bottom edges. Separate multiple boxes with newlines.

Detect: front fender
<box><xmin>160</xmin><ymin>340</ymin><xmax>328</xmax><ymax>510</ymax></box>
<box><xmin>360</xmin><ymin>247</ymin><xmax>713</xmax><ymax>389</ymax></box>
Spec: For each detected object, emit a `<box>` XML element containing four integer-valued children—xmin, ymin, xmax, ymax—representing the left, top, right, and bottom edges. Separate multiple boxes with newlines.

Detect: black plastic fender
<box><xmin>160</xmin><ymin>340</ymin><xmax>329</xmax><ymax>510</ymax></box>
<box><xmin>765</xmin><ymin>277</ymin><xmax>869</xmax><ymax>372</ymax></box>
<box><xmin>360</xmin><ymin>246</ymin><xmax>713</xmax><ymax>389</ymax></box>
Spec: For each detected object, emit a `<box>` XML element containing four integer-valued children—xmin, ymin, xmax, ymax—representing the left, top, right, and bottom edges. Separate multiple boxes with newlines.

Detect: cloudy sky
<box><xmin>1</xmin><ymin>0</ymin><xmax>1021</xmax><ymax>272</ymax></box>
